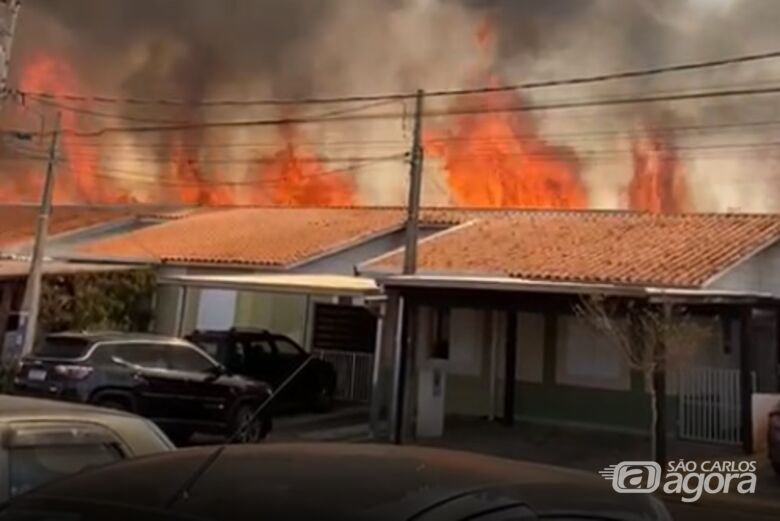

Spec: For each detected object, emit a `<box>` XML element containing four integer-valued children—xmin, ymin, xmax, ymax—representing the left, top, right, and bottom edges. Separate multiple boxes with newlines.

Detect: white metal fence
<box><xmin>313</xmin><ymin>349</ymin><xmax>374</xmax><ymax>403</ymax></box>
<box><xmin>677</xmin><ymin>367</ymin><xmax>754</xmax><ymax>445</ymax></box>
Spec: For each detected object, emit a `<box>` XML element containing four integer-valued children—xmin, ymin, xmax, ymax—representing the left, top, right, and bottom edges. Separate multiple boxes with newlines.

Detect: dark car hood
<box><xmin>13</xmin><ymin>443</ymin><xmax>663</xmax><ymax>521</ymax></box>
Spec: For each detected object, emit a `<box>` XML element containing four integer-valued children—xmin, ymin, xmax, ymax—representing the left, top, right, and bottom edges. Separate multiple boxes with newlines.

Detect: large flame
<box><xmin>628</xmin><ymin>130</ymin><xmax>689</xmax><ymax>213</ymax></box>
<box><xmin>17</xmin><ymin>54</ymin><xmax>100</xmax><ymax>203</ymax></box>
<box><xmin>1</xmin><ymin>53</ymin><xmax>357</xmax><ymax>207</ymax></box>
<box><xmin>250</xmin><ymin>127</ymin><xmax>356</xmax><ymax>207</ymax></box>
<box><xmin>426</xmin><ymin>87</ymin><xmax>587</xmax><ymax>208</ymax></box>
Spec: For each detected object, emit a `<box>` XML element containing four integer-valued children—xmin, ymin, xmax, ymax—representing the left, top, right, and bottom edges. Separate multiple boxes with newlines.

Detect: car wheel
<box><xmin>231</xmin><ymin>404</ymin><xmax>267</xmax><ymax>444</ymax></box>
<box><xmin>311</xmin><ymin>383</ymin><xmax>335</xmax><ymax>413</ymax></box>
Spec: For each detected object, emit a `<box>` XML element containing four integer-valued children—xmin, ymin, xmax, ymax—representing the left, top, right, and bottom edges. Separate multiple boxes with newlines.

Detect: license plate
<box><xmin>27</xmin><ymin>369</ymin><xmax>47</xmax><ymax>381</ymax></box>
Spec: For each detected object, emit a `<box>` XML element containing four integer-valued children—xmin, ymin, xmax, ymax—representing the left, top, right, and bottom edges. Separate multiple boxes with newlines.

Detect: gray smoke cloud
<box><xmin>8</xmin><ymin>0</ymin><xmax>780</xmax><ymax>210</ymax></box>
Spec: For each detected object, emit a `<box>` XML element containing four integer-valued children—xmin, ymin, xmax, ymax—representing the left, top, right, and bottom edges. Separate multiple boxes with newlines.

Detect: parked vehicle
<box><xmin>12</xmin><ymin>332</ymin><xmax>273</xmax><ymax>445</ymax></box>
<box><xmin>0</xmin><ymin>394</ymin><xmax>173</xmax><ymax>502</ymax></box>
<box><xmin>770</xmin><ymin>406</ymin><xmax>780</xmax><ymax>476</ymax></box>
<box><xmin>2</xmin><ymin>443</ymin><xmax>673</xmax><ymax>520</ymax></box>
<box><xmin>187</xmin><ymin>328</ymin><xmax>337</xmax><ymax>412</ymax></box>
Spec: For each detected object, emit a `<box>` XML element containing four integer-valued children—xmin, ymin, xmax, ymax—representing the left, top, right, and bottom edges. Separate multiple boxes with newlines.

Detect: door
<box><xmin>238</xmin><ymin>336</ymin><xmax>278</xmax><ymax>386</ymax></box>
<box><xmin>271</xmin><ymin>336</ymin><xmax>310</xmax><ymax>401</ymax></box>
<box><xmin>163</xmin><ymin>343</ymin><xmax>231</xmax><ymax>425</ymax></box>
<box><xmin>110</xmin><ymin>342</ymin><xmax>180</xmax><ymax>421</ymax></box>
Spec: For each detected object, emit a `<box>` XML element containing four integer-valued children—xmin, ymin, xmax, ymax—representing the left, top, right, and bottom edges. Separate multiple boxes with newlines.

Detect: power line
<box><xmin>59</xmin><ymin>156</ymin><xmax>403</xmax><ymax>187</ymax></box>
<box><xmin>10</xmin><ymin>48</ymin><xmax>780</xmax><ymax>107</ymax></box>
<box><xmin>7</xmin><ymin>83</ymin><xmax>780</xmax><ymax>139</ymax></box>
<box><xmin>24</xmin><ymin>116</ymin><xmax>780</xmax><ymax>154</ymax></box>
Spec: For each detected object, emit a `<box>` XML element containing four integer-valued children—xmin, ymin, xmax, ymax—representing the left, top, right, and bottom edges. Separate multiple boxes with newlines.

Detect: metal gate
<box><xmin>313</xmin><ymin>349</ymin><xmax>374</xmax><ymax>403</ymax></box>
<box><xmin>677</xmin><ymin>367</ymin><xmax>754</xmax><ymax>445</ymax></box>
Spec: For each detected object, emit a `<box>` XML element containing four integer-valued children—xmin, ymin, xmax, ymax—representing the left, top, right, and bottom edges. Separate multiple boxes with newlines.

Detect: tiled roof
<box><xmin>365</xmin><ymin>211</ymin><xmax>780</xmax><ymax>288</ymax></box>
<box><xmin>78</xmin><ymin>207</ymin><xmax>405</xmax><ymax>267</ymax></box>
<box><xmin>0</xmin><ymin>206</ymin><xmax>132</xmax><ymax>249</ymax></box>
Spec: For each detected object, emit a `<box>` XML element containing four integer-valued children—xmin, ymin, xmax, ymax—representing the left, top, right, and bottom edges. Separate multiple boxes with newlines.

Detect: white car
<box><xmin>0</xmin><ymin>395</ymin><xmax>174</xmax><ymax>501</ymax></box>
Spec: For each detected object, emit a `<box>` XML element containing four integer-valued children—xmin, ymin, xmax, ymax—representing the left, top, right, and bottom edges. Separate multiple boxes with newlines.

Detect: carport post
<box><xmin>392</xmin><ymin>297</ymin><xmax>412</xmax><ymax>444</ymax></box>
<box><xmin>503</xmin><ymin>309</ymin><xmax>517</xmax><ymax>426</ymax></box>
<box><xmin>176</xmin><ymin>285</ymin><xmax>189</xmax><ymax>337</ymax></box>
<box><xmin>739</xmin><ymin>306</ymin><xmax>754</xmax><ymax>454</ymax></box>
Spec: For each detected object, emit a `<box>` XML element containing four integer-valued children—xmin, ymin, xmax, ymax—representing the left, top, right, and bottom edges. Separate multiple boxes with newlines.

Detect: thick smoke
<box><xmin>9</xmin><ymin>0</ymin><xmax>780</xmax><ymax>210</ymax></box>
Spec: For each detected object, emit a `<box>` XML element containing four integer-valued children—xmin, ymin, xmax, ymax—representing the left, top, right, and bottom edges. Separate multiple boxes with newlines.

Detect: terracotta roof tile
<box><xmin>367</xmin><ymin>211</ymin><xmax>780</xmax><ymax>288</ymax></box>
<box><xmin>78</xmin><ymin>208</ymin><xmax>405</xmax><ymax>267</ymax></box>
<box><xmin>0</xmin><ymin>205</ymin><xmax>132</xmax><ymax>249</ymax></box>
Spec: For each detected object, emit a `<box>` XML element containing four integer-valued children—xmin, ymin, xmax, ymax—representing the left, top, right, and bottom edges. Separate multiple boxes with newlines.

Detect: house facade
<box><xmin>359</xmin><ymin>211</ymin><xmax>780</xmax><ymax>452</ymax></box>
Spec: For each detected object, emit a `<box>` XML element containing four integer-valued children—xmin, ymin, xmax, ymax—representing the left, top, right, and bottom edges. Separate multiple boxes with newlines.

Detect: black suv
<box><xmin>12</xmin><ymin>332</ymin><xmax>273</xmax><ymax>444</ymax></box>
<box><xmin>187</xmin><ymin>329</ymin><xmax>337</xmax><ymax>412</ymax></box>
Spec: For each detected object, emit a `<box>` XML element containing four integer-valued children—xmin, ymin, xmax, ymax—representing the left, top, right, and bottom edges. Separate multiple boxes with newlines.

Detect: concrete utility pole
<box><xmin>0</xmin><ymin>0</ymin><xmax>21</xmax><ymax>97</ymax></box>
<box><xmin>17</xmin><ymin>112</ymin><xmax>61</xmax><ymax>360</ymax></box>
<box><xmin>390</xmin><ymin>89</ymin><xmax>425</xmax><ymax>445</ymax></box>
<box><xmin>402</xmin><ymin>89</ymin><xmax>425</xmax><ymax>275</ymax></box>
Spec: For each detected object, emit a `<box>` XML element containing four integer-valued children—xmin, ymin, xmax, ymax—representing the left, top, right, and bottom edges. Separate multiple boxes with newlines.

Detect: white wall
<box><xmin>555</xmin><ymin>316</ymin><xmax>631</xmax><ymax>391</ymax></box>
<box><xmin>448</xmin><ymin>308</ymin><xmax>486</xmax><ymax>376</ymax></box>
<box><xmin>196</xmin><ymin>289</ymin><xmax>238</xmax><ymax>330</ymax></box>
<box><xmin>709</xmin><ymin>241</ymin><xmax>780</xmax><ymax>296</ymax></box>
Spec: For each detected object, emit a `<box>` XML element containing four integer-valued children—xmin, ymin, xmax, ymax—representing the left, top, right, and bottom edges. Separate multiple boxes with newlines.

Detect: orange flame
<box><xmin>628</xmin><ymin>131</ymin><xmax>689</xmax><ymax>213</ymax></box>
<box><xmin>426</xmin><ymin>88</ymin><xmax>587</xmax><ymax>208</ymax></box>
<box><xmin>248</xmin><ymin>127</ymin><xmax>356</xmax><ymax>207</ymax></box>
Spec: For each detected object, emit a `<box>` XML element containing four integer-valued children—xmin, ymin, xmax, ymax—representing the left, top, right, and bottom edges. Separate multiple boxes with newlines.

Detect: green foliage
<box><xmin>39</xmin><ymin>270</ymin><xmax>155</xmax><ymax>334</ymax></box>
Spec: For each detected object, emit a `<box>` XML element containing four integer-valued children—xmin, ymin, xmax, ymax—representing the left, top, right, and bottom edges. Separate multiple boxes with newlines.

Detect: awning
<box><xmin>0</xmin><ymin>260</ymin><xmax>140</xmax><ymax>281</ymax></box>
<box><xmin>381</xmin><ymin>274</ymin><xmax>780</xmax><ymax>305</ymax></box>
<box><xmin>158</xmin><ymin>273</ymin><xmax>381</xmax><ymax>298</ymax></box>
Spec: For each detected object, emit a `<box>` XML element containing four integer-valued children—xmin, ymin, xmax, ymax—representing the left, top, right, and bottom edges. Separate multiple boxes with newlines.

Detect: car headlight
<box><xmin>648</xmin><ymin>495</ymin><xmax>673</xmax><ymax>521</ymax></box>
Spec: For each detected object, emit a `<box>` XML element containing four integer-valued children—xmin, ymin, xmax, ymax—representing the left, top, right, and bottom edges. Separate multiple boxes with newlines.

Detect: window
<box><xmin>87</xmin><ymin>345</ymin><xmax>118</xmax><ymax>365</ymax></box>
<box><xmin>9</xmin><ymin>444</ymin><xmax>123</xmax><ymax>498</ymax></box>
<box><xmin>112</xmin><ymin>343</ymin><xmax>168</xmax><ymax>369</ymax></box>
<box><xmin>240</xmin><ymin>339</ymin><xmax>273</xmax><ymax>369</ymax></box>
<box><xmin>166</xmin><ymin>345</ymin><xmax>216</xmax><ymax>372</ymax></box>
<box><xmin>273</xmin><ymin>337</ymin><xmax>303</xmax><ymax>357</ymax></box>
<box><xmin>33</xmin><ymin>337</ymin><xmax>91</xmax><ymax>359</ymax></box>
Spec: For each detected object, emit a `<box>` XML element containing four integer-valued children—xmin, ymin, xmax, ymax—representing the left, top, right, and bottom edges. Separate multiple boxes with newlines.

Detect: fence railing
<box><xmin>313</xmin><ymin>349</ymin><xmax>374</xmax><ymax>403</ymax></box>
<box><xmin>677</xmin><ymin>366</ymin><xmax>755</xmax><ymax>445</ymax></box>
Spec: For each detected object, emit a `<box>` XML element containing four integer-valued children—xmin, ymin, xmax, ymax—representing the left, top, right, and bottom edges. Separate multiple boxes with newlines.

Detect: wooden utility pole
<box><xmin>391</xmin><ymin>89</ymin><xmax>424</xmax><ymax>445</ymax></box>
<box><xmin>0</xmin><ymin>0</ymin><xmax>21</xmax><ymax>98</ymax></box>
<box><xmin>17</xmin><ymin>112</ymin><xmax>60</xmax><ymax>360</ymax></box>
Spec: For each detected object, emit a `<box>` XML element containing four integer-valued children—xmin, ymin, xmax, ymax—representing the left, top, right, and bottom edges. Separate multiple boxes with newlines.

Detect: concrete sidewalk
<box><xmin>414</xmin><ymin>417</ymin><xmax>780</xmax><ymax>512</ymax></box>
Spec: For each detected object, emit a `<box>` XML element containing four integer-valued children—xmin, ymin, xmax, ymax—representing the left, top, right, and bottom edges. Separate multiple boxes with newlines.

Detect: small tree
<box><xmin>575</xmin><ymin>295</ymin><xmax>711</xmax><ymax>463</ymax></box>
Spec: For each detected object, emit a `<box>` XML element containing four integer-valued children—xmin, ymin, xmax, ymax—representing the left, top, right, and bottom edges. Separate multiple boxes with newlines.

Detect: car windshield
<box><xmin>32</xmin><ymin>338</ymin><xmax>91</xmax><ymax>359</ymax></box>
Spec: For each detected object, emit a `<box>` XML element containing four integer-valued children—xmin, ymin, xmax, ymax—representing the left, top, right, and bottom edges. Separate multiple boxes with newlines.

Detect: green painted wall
<box><xmin>447</xmin><ymin>373</ymin><xmax>679</xmax><ymax>433</ymax></box>
<box><xmin>234</xmin><ymin>291</ymin><xmax>309</xmax><ymax>344</ymax></box>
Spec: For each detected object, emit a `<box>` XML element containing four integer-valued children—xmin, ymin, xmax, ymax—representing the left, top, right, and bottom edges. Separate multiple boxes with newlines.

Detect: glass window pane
<box><xmin>113</xmin><ymin>344</ymin><xmax>167</xmax><ymax>369</ymax></box>
<box><xmin>33</xmin><ymin>338</ymin><xmax>91</xmax><ymax>359</ymax></box>
<box><xmin>87</xmin><ymin>345</ymin><xmax>116</xmax><ymax>365</ymax></box>
<box><xmin>166</xmin><ymin>345</ymin><xmax>215</xmax><ymax>372</ymax></box>
<box><xmin>9</xmin><ymin>444</ymin><xmax>122</xmax><ymax>498</ymax></box>
<box><xmin>274</xmin><ymin>338</ymin><xmax>302</xmax><ymax>356</ymax></box>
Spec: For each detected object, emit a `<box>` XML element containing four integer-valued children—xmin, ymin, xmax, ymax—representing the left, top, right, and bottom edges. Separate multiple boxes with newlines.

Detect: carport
<box><xmin>158</xmin><ymin>273</ymin><xmax>384</xmax><ymax>404</ymax></box>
